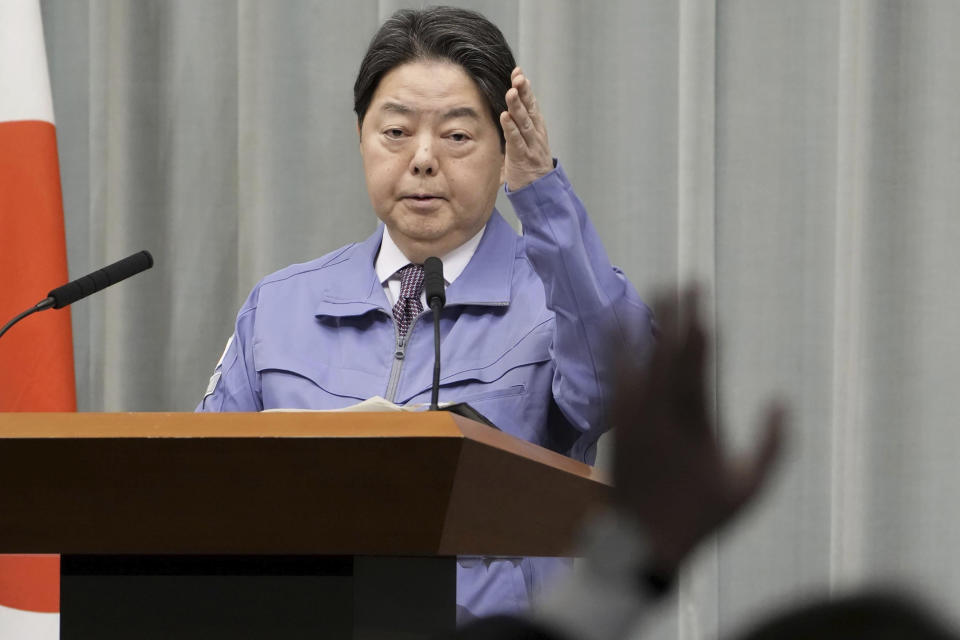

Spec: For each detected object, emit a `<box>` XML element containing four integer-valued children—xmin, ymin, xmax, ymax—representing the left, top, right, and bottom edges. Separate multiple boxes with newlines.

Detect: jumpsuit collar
<box><xmin>314</xmin><ymin>210</ymin><xmax>516</xmax><ymax>318</ymax></box>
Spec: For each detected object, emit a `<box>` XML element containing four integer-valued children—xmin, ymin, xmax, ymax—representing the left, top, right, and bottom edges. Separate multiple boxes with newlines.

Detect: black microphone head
<box><xmin>47</xmin><ymin>250</ymin><xmax>154</xmax><ymax>309</ymax></box>
<box><xmin>423</xmin><ymin>256</ymin><xmax>445</xmax><ymax>309</ymax></box>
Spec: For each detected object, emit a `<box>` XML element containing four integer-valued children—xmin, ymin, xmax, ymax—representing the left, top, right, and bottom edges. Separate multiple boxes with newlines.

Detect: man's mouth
<box><xmin>401</xmin><ymin>194</ymin><xmax>445</xmax><ymax>212</ymax></box>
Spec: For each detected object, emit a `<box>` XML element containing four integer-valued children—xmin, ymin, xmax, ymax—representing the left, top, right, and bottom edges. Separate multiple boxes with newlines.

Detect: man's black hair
<box><xmin>353</xmin><ymin>6</ymin><xmax>516</xmax><ymax>150</ymax></box>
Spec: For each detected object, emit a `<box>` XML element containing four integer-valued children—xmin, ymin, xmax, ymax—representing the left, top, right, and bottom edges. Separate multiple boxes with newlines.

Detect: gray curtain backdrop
<box><xmin>39</xmin><ymin>0</ymin><xmax>960</xmax><ymax>637</ymax></box>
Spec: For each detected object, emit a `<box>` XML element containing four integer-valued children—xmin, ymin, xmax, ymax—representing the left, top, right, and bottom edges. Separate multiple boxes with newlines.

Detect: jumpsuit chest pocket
<box><xmin>435</xmin><ymin>327</ymin><xmax>552</xmax><ymax>405</ymax></box>
<box><xmin>253</xmin><ymin>344</ymin><xmax>386</xmax><ymax>408</ymax></box>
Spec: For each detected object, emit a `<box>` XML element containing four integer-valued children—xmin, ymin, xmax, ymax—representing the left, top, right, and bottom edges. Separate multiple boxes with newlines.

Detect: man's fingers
<box><xmin>680</xmin><ymin>285</ymin><xmax>702</xmax><ymax>335</ymax></box>
<box><xmin>514</xmin><ymin>74</ymin><xmax>540</xmax><ymax>115</ymax></box>
<box><xmin>651</xmin><ymin>291</ymin><xmax>679</xmax><ymax>344</ymax></box>
<box><xmin>674</xmin><ymin>318</ymin><xmax>710</xmax><ymax>433</ymax></box>
<box><xmin>500</xmin><ymin>110</ymin><xmax>528</xmax><ymax>153</ymax></box>
<box><xmin>509</xmin><ymin>67</ymin><xmax>545</xmax><ymax>138</ymax></box>
<box><xmin>515</xmin><ymin>75</ymin><xmax>536</xmax><ymax>111</ymax></box>
<box><xmin>757</xmin><ymin>403</ymin><xmax>788</xmax><ymax>476</ymax></box>
<box><xmin>503</xmin><ymin>66</ymin><xmax>553</xmax><ymax>184</ymax></box>
<box><xmin>730</xmin><ymin>402</ymin><xmax>788</xmax><ymax>511</ymax></box>
<box><xmin>679</xmin><ymin>287</ymin><xmax>707</xmax><ymax>396</ymax></box>
<box><xmin>647</xmin><ymin>293</ymin><xmax>678</xmax><ymax>385</ymax></box>
<box><xmin>513</xmin><ymin>72</ymin><xmax>548</xmax><ymax>138</ymax></box>
<box><xmin>506</xmin><ymin>86</ymin><xmax>538</xmax><ymax>146</ymax></box>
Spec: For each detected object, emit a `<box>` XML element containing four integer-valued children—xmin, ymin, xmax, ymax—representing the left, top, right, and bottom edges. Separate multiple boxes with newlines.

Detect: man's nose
<box><xmin>410</xmin><ymin>136</ymin><xmax>438</xmax><ymax>176</ymax></box>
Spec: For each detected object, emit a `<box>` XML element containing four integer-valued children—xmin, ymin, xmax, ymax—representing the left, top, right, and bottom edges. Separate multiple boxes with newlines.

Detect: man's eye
<box><xmin>449</xmin><ymin>132</ymin><xmax>470</xmax><ymax>143</ymax></box>
<box><xmin>384</xmin><ymin>128</ymin><xmax>405</xmax><ymax>138</ymax></box>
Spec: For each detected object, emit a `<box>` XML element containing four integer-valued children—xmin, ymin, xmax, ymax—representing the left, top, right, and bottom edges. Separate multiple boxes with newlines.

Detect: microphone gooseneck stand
<box><xmin>430</xmin><ymin>298</ymin><xmax>442</xmax><ymax>410</ymax></box>
<box><xmin>0</xmin><ymin>298</ymin><xmax>54</xmax><ymax>340</ymax></box>
<box><xmin>423</xmin><ymin>257</ymin><xmax>446</xmax><ymax>411</ymax></box>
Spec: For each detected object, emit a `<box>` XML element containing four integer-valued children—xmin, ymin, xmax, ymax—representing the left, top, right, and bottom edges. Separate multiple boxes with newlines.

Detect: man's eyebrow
<box><xmin>380</xmin><ymin>102</ymin><xmax>415</xmax><ymax>115</ymax></box>
<box><xmin>377</xmin><ymin>103</ymin><xmax>480</xmax><ymax>121</ymax></box>
<box><xmin>441</xmin><ymin>106</ymin><xmax>480</xmax><ymax>121</ymax></box>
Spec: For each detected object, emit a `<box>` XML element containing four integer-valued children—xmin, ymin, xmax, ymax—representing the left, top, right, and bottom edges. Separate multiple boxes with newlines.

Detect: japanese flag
<box><xmin>0</xmin><ymin>0</ymin><xmax>76</xmax><ymax>409</ymax></box>
<box><xmin>0</xmin><ymin>556</ymin><xmax>59</xmax><ymax>638</ymax></box>
<box><xmin>0</xmin><ymin>0</ymin><xmax>72</xmax><ymax>637</ymax></box>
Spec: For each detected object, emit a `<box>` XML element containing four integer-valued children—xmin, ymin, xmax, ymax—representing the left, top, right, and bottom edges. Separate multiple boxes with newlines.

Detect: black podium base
<box><xmin>61</xmin><ymin>555</ymin><xmax>456</xmax><ymax>640</ymax></box>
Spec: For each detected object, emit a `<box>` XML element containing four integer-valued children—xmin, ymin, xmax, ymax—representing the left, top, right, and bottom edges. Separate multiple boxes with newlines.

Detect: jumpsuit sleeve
<box><xmin>506</xmin><ymin>161</ymin><xmax>655</xmax><ymax>463</ymax></box>
<box><xmin>196</xmin><ymin>286</ymin><xmax>263</xmax><ymax>412</ymax></box>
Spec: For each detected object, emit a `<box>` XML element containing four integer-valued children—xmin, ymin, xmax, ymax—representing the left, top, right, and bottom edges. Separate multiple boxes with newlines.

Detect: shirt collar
<box><xmin>375</xmin><ymin>224</ymin><xmax>485</xmax><ymax>286</ymax></box>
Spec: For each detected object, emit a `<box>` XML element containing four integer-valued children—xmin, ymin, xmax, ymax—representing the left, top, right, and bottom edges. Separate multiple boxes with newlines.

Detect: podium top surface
<box><xmin>1</xmin><ymin>409</ymin><xmax>482</xmax><ymax>438</ymax></box>
<box><xmin>0</xmin><ymin>410</ymin><xmax>599</xmax><ymax>479</ymax></box>
<box><xmin>0</xmin><ymin>411</ymin><xmax>474</xmax><ymax>438</ymax></box>
<box><xmin>0</xmin><ymin>411</ymin><xmax>610</xmax><ymax>555</ymax></box>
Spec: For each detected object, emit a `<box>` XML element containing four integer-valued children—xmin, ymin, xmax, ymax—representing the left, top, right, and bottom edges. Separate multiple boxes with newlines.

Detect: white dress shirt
<box><xmin>375</xmin><ymin>224</ymin><xmax>486</xmax><ymax>308</ymax></box>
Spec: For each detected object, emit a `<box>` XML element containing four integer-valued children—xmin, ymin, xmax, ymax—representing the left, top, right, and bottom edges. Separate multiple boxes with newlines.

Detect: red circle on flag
<box><xmin>0</xmin><ymin>555</ymin><xmax>59</xmax><ymax>613</ymax></box>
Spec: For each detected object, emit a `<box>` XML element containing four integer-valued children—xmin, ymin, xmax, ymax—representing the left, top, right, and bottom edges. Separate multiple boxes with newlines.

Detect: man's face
<box><xmin>359</xmin><ymin>60</ymin><xmax>505</xmax><ymax>263</ymax></box>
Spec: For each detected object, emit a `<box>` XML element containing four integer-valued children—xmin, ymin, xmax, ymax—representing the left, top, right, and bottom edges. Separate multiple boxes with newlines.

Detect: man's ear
<box><xmin>357</xmin><ymin>120</ymin><xmax>363</xmax><ymax>144</ymax></box>
<box><xmin>498</xmin><ymin>154</ymin><xmax>506</xmax><ymax>186</ymax></box>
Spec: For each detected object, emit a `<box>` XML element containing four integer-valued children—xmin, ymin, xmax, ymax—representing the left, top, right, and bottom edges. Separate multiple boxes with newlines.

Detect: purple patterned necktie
<box><xmin>392</xmin><ymin>263</ymin><xmax>424</xmax><ymax>339</ymax></box>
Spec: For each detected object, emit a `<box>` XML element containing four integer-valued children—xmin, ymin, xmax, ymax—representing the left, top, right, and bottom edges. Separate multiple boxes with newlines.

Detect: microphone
<box><xmin>47</xmin><ymin>250</ymin><xmax>154</xmax><ymax>309</ymax></box>
<box><xmin>423</xmin><ymin>256</ymin><xmax>445</xmax><ymax>310</ymax></box>
<box><xmin>0</xmin><ymin>250</ymin><xmax>154</xmax><ymax>341</ymax></box>
<box><xmin>423</xmin><ymin>257</ymin><xmax>445</xmax><ymax>410</ymax></box>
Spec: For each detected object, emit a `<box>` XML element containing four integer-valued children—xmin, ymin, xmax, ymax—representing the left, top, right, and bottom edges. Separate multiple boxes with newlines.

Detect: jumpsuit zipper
<box><xmin>384</xmin><ymin>313</ymin><xmax>422</xmax><ymax>403</ymax></box>
<box><xmin>382</xmin><ymin>302</ymin><xmax>506</xmax><ymax>402</ymax></box>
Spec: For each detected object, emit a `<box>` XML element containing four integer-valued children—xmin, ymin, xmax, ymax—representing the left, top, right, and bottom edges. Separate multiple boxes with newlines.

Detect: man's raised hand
<box><xmin>500</xmin><ymin>67</ymin><xmax>554</xmax><ymax>191</ymax></box>
<box><xmin>612</xmin><ymin>287</ymin><xmax>787</xmax><ymax>575</ymax></box>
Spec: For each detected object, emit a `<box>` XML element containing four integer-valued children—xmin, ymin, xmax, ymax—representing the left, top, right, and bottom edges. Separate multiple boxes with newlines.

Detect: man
<box><xmin>198</xmin><ymin>6</ymin><xmax>654</xmax><ymax>620</ymax></box>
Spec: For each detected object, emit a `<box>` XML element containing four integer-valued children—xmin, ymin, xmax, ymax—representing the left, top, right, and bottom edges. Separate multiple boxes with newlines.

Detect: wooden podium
<box><xmin>0</xmin><ymin>412</ymin><xmax>610</xmax><ymax>639</ymax></box>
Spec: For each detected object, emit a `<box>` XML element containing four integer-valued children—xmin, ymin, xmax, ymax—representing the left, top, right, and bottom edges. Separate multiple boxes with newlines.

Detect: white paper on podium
<box><xmin>263</xmin><ymin>396</ymin><xmax>453</xmax><ymax>413</ymax></box>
